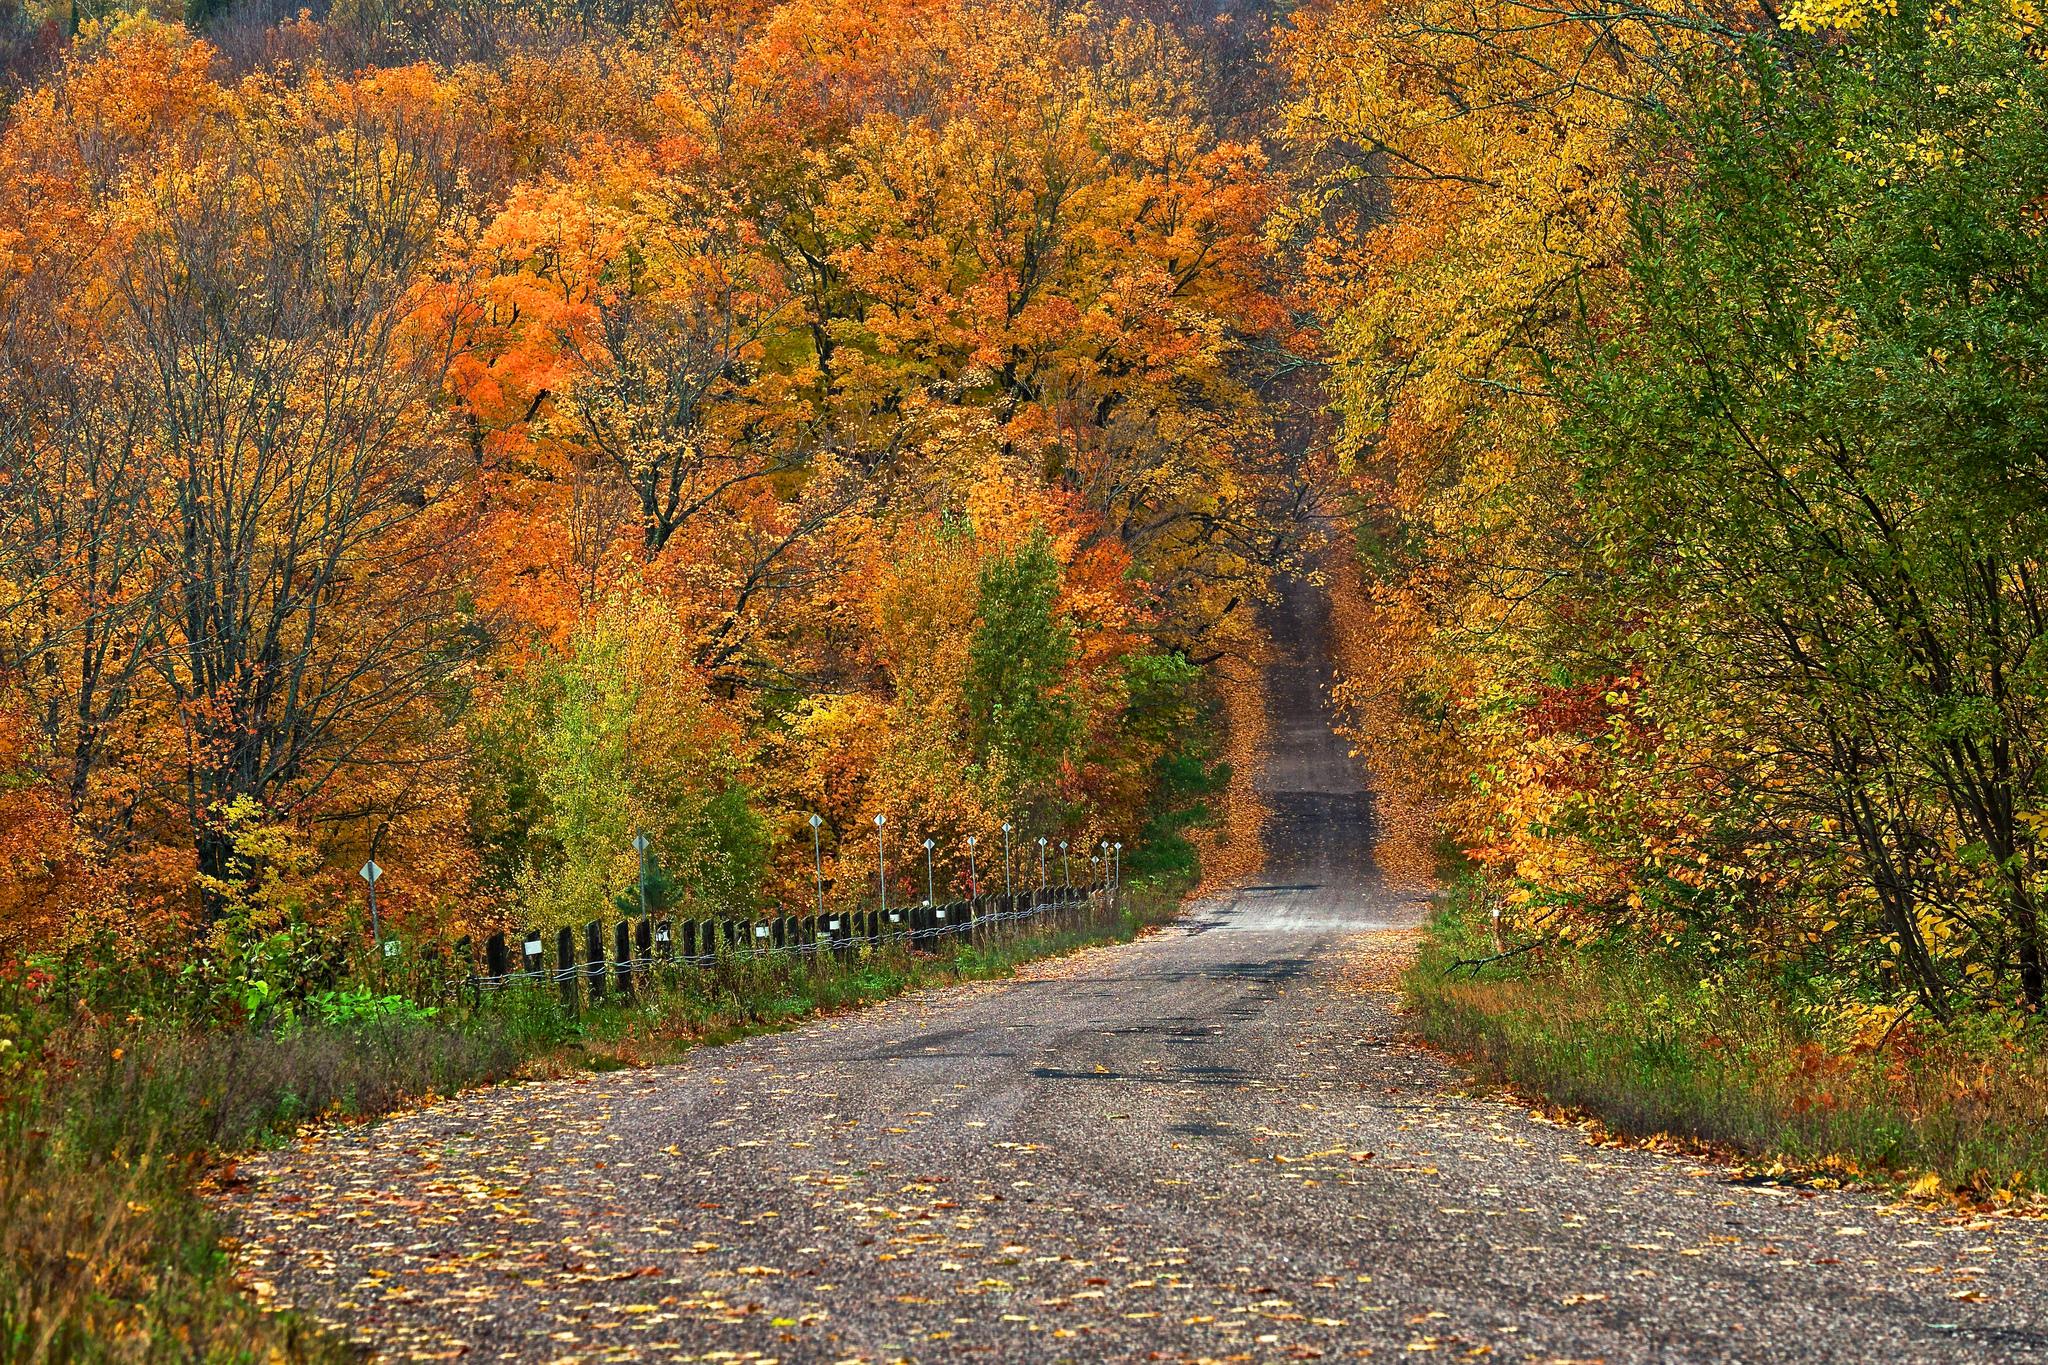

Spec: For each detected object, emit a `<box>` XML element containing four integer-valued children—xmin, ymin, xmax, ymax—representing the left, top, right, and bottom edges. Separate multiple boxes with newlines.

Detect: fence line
<box><xmin>452</xmin><ymin>882</ymin><xmax>1116</xmax><ymax>1009</ymax></box>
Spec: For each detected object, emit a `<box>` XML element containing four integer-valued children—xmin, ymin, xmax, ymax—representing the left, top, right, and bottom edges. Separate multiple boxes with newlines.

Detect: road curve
<box><xmin>229</xmin><ymin>583</ymin><xmax>2048</xmax><ymax>1363</ymax></box>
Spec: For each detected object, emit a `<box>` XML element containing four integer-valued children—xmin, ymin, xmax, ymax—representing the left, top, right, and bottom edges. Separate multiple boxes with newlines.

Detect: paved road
<box><xmin>230</xmin><ymin>584</ymin><xmax>2048</xmax><ymax>1362</ymax></box>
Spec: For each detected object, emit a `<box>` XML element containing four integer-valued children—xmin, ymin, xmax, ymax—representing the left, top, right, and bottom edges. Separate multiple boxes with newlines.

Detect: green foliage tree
<box><xmin>964</xmin><ymin>535</ymin><xmax>1080</xmax><ymax>816</ymax></box>
<box><xmin>1119</xmin><ymin>650</ymin><xmax>1228</xmax><ymax>880</ymax></box>
<box><xmin>472</xmin><ymin>601</ymin><xmax>766</xmax><ymax>928</ymax></box>
<box><xmin>1562</xmin><ymin>3</ymin><xmax>2048</xmax><ymax>1012</ymax></box>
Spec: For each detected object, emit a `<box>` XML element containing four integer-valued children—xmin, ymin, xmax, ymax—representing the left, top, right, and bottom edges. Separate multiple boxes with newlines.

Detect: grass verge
<box><xmin>1406</xmin><ymin>878</ymin><xmax>2048</xmax><ymax>1202</ymax></box>
<box><xmin>1</xmin><ymin>881</ymin><xmax>1187</xmax><ymax>1363</ymax></box>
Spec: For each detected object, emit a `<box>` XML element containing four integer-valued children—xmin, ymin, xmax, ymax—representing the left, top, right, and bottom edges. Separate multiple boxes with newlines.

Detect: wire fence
<box><xmin>451</xmin><ymin>882</ymin><xmax>1117</xmax><ymax>1010</ymax></box>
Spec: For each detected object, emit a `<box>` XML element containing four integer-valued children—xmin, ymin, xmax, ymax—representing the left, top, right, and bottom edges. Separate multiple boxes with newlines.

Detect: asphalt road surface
<box><xmin>229</xmin><ymin>584</ymin><xmax>2048</xmax><ymax>1362</ymax></box>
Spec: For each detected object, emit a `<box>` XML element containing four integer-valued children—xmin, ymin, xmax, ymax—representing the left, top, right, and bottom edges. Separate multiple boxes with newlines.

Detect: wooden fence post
<box><xmin>557</xmin><ymin>928</ymin><xmax>578</xmax><ymax>1012</ymax></box>
<box><xmin>614</xmin><ymin>920</ymin><xmax>634</xmax><ymax>999</ymax></box>
<box><xmin>586</xmin><ymin>920</ymin><xmax>606</xmax><ymax>1003</ymax></box>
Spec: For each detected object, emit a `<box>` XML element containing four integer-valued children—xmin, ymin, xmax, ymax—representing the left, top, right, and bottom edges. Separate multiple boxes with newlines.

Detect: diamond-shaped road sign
<box><xmin>360</xmin><ymin>860</ymin><xmax>382</xmax><ymax>884</ymax></box>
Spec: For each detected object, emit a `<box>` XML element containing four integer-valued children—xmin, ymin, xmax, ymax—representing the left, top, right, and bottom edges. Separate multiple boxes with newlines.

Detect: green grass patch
<box><xmin>1405</xmin><ymin>878</ymin><xmax>2048</xmax><ymax>1200</ymax></box>
<box><xmin>0</xmin><ymin>881</ymin><xmax>1188</xmax><ymax>1363</ymax></box>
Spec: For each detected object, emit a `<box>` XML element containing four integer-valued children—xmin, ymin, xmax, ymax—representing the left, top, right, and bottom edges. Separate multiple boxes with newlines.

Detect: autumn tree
<box><xmin>965</xmin><ymin>535</ymin><xmax>1079</xmax><ymax>816</ymax></box>
<box><xmin>0</xmin><ymin>26</ymin><xmax>477</xmax><ymax>934</ymax></box>
<box><xmin>0</xmin><ymin>19</ymin><xmax>214</xmax><ymax>870</ymax></box>
<box><xmin>1563</xmin><ymin>3</ymin><xmax>2048</xmax><ymax>1011</ymax></box>
<box><xmin>470</xmin><ymin>597</ymin><xmax>766</xmax><ymax>928</ymax></box>
<box><xmin>1286</xmin><ymin>0</ymin><xmax>2048</xmax><ymax>1022</ymax></box>
<box><xmin>115</xmin><ymin>74</ymin><xmax>472</xmax><ymax>916</ymax></box>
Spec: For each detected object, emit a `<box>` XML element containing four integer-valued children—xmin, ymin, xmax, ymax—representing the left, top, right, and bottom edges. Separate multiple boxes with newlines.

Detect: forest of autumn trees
<box><xmin>1288</xmin><ymin>0</ymin><xmax>2048</xmax><ymax>1030</ymax></box>
<box><xmin>3</xmin><ymin>0</ymin><xmax>2046</xmax><ymax>1040</ymax></box>
<box><xmin>0</xmin><ymin>0</ymin><xmax>1316</xmax><ymax>992</ymax></box>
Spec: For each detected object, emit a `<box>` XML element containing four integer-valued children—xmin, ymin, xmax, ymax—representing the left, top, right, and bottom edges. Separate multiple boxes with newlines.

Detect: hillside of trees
<box><xmin>0</xmin><ymin>0</ymin><xmax>1323</xmax><ymax>1002</ymax></box>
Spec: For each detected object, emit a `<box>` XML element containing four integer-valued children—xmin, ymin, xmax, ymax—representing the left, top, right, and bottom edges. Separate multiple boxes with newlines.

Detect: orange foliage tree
<box><xmin>0</xmin><ymin>0</ymin><xmax>1294</xmax><ymax>983</ymax></box>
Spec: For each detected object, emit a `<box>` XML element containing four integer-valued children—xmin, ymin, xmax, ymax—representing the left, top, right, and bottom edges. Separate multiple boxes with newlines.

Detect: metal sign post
<box><xmin>633</xmin><ymin>833</ymin><xmax>651</xmax><ymax>920</ymax></box>
<box><xmin>965</xmin><ymin>835</ymin><xmax>978</xmax><ymax>899</ymax></box>
<box><xmin>1002</xmin><ymin>822</ymin><xmax>1014</xmax><ymax>898</ymax></box>
<box><xmin>1037</xmin><ymin>836</ymin><xmax>1047</xmax><ymax>891</ymax></box>
<box><xmin>874</xmin><ymin>813</ymin><xmax>888</xmax><ymax>917</ymax></box>
<box><xmin>361</xmin><ymin>859</ymin><xmax>383</xmax><ymax>942</ymax></box>
<box><xmin>922</xmin><ymin>838</ymin><xmax>935</xmax><ymax>909</ymax></box>
<box><xmin>361</xmin><ymin>859</ymin><xmax>385</xmax><ymax>985</ymax></box>
<box><xmin>809</xmin><ymin>814</ymin><xmax>826</xmax><ymax>918</ymax></box>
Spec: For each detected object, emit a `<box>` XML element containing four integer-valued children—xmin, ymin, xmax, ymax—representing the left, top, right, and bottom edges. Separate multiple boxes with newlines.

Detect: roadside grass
<box><xmin>1406</xmin><ymin>879</ymin><xmax>2048</xmax><ymax>1201</ymax></box>
<box><xmin>0</xmin><ymin>881</ymin><xmax>1187</xmax><ymax>1364</ymax></box>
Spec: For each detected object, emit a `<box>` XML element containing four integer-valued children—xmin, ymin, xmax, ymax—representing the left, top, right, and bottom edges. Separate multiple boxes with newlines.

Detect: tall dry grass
<box><xmin>1409</xmin><ymin>888</ymin><xmax>2048</xmax><ymax>1199</ymax></box>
